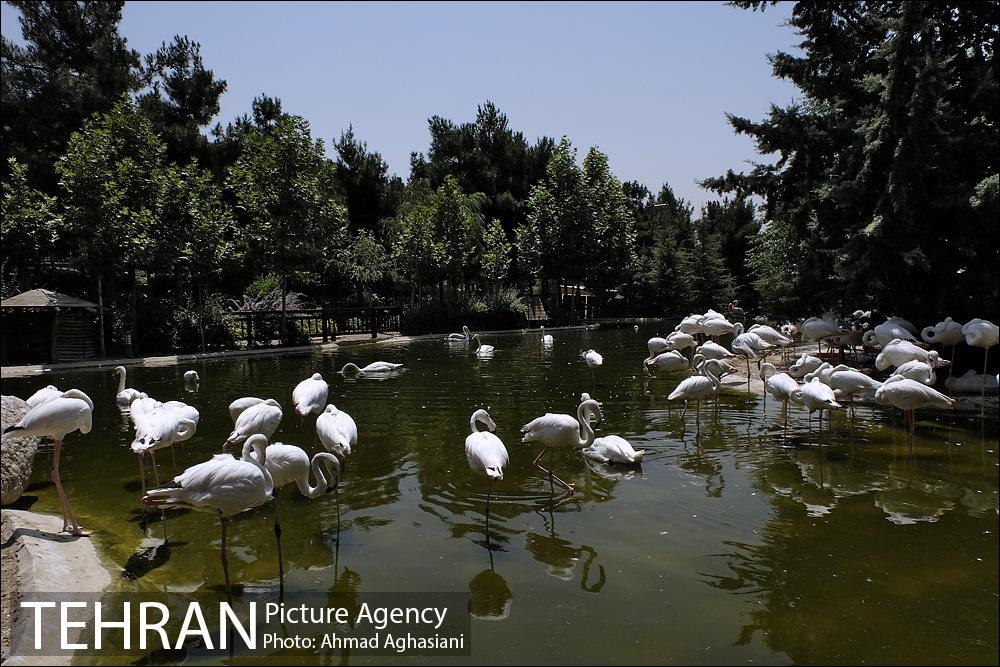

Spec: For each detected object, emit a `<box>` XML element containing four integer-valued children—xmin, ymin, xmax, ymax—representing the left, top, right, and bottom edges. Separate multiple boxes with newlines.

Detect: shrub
<box><xmin>400</xmin><ymin>288</ymin><xmax>527</xmax><ymax>335</ymax></box>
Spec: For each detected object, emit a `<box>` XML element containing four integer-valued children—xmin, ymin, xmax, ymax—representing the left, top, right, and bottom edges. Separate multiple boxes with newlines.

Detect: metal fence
<box><xmin>224</xmin><ymin>306</ymin><xmax>403</xmax><ymax>348</ymax></box>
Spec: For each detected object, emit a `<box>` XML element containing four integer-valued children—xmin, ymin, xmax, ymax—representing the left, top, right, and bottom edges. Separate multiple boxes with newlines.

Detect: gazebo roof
<box><xmin>1</xmin><ymin>289</ymin><xmax>98</xmax><ymax>310</ymax></box>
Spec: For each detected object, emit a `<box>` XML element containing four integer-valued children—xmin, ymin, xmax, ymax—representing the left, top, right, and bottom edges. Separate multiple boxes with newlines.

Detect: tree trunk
<box><xmin>96</xmin><ymin>274</ymin><xmax>106</xmax><ymax>358</ymax></box>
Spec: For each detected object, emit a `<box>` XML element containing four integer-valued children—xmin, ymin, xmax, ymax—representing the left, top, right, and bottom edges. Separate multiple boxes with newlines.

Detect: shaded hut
<box><xmin>1</xmin><ymin>289</ymin><xmax>99</xmax><ymax>364</ymax></box>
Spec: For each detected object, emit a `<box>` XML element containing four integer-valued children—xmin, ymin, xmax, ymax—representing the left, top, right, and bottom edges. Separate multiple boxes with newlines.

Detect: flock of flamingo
<box><xmin>1</xmin><ymin>309</ymin><xmax>997</xmax><ymax>599</ymax></box>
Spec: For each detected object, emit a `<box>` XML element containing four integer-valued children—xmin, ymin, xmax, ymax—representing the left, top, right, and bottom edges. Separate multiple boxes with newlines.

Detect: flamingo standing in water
<box><xmin>3</xmin><ymin>389</ymin><xmax>93</xmax><ymax>536</ymax></box>
<box><xmin>792</xmin><ymin>378</ymin><xmax>842</xmax><ymax>429</ymax></box>
<box><xmin>112</xmin><ymin>366</ymin><xmax>146</xmax><ymax>411</ymax></box>
<box><xmin>26</xmin><ymin>385</ymin><xmax>62</xmax><ymax>408</ymax></box>
<box><xmin>465</xmin><ymin>409</ymin><xmax>508</xmax><ymax>538</ymax></box>
<box><xmin>875</xmin><ymin>375</ymin><xmax>955</xmax><ymax>435</ymax></box>
<box><xmin>316</xmin><ymin>404</ymin><xmax>358</xmax><ymax>470</ymax></box>
<box><xmin>520</xmin><ymin>397</ymin><xmax>603</xmax><ymax>494</ymax></box>
<box><xmin>143</xmin><ymin>434</ymin><xmax>274</xmax><ymax>602</ymax></box>
<box><xmin>226</xmin><ymin>399</ymin><xmax>282</xmax><ymax>446</ymax></box>
<box><xmin>229</xmin><ymin>397</ymin><xmax>265</xmax><ymax>423</ymax></box>
<box><xmin>667</xmin><ymin>358</ymin><xmax>724</xmax><ymax>430</ymax></box>
<box><xmin>962</xmin><ymin>318</ymin><xmax>999</xmax><ymax>415</ymax></box>
<box><xmin>292</xmin><ymin>373</ymin><xmax>329</xmax><ymax>418</ymax></box>
<box><xmin>759</xmin><ymin>363</ymin><xmax>799</xmax><ymax>432</ymax></box>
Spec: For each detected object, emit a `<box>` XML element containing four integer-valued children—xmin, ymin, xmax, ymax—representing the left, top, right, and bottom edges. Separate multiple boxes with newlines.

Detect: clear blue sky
<box><xmin>2</xmin><ymin>1</ymin><xmax>800</xmax><ymax>209</ymax></box>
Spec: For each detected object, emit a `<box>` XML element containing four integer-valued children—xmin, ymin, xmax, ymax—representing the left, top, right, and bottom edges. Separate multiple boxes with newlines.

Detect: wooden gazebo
<box><xmin>1</xmin><ymin>289</ymin><xmax>99</xmax><ymax>364</ymax></box>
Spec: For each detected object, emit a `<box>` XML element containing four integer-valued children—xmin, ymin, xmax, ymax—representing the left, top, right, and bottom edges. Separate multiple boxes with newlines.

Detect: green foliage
<box><xmin>1</xmin><ymin>158</ymin><xmax>58</xmax><ymax>297</ymax></box>
<box><xmin>333</xmin><ymin>125</ymin><xmax>404</xmax><ymax>232</ymax></box>
<box><xmin>399</xmin><ymin>291</ymin><xmax>526</xmax><ymax>336</ymax></box>
<box><xmin>706</xmin><ymin>1</ymin><xmax>999</xmax><ymax>319</ymax></box>
<box><xmin>481</xmin><ymin>219</ymin><xmax>513</xmax><ymax>286</ymax></box>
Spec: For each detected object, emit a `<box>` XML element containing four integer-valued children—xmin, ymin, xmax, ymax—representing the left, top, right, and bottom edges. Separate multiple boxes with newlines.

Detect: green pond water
<box><xmin>2</xmin><ymin>324</ymin><xmax>998</xmax><ymax>665</ymax></box>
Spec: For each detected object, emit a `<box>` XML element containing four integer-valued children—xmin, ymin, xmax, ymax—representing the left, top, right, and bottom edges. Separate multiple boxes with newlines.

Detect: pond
<box><xmin>3</xmin><ymin>324</ymin><xmax>998</xmax><ymax>665</ymax></box>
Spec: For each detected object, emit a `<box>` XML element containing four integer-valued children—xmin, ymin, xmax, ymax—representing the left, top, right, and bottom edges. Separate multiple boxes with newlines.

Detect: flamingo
<box><xmin>142</xmin><ymin>434</ymin><xmax>274</xmax><ymax>602</ymax></box>
<box><xmin>540</xmin><ymin>326</ymin><xmax>554</xmax><ymax>345</ymax></box>
<box><xmin>465</xmin><ymin>409</ymin><xmax>509</xmax><ymax>537</ymax></box>
<box><xmin>962</xmin><ymin>318</ymin><xmax>999</xmax><ymax>414</ymax></box>
<box><xmin>582</xmin><ymin>435</ymin><xmax>644</xmax><ymax>465</ymax></box>
<box><xmin>788</xmin><ymin>353</ymin><xmax>824</xmax><ymax>379</ymax></box>
<box><xmin>748</xmin><ymin>323</ymin><xmax>792</xmax><ymax>347</ymax></box>
<box><xmin>644</xmin><ymin>349</ymin><xmax>689</xmax><ymax>373</ymax></box>
<box><xmin>316</xmin><ymin>404</ymin><xmax>357</xmax><ymax>467</ymax></box>
<box><xmin>183</xmin><ymin>370</ymin><xmax>199</xmax><ymax>383</ymax></box>
<box><xmin>888</xmin><ymin>315</ymin><xmax>919</xmax><ymax>336</ymax></box>
<box><xmin>874</xmin><ymin>375</ymin><xmax>955</xmax><ymax>434</ymax></box>
<box><xmin>340</xmin><ymin>361</ymin><xmax>405</xmax><ymax>375</ymax></box>
<box><xmin>731</xmin><ymin>323</ymin><xmax>773</xmax><ymax>392</ymax></box>
<box><xmin>226</xmin><ymin>399</ymin><xmax>282</xmax><ymax>446</ymax></box>
<box><xmin>675</xmin><ymin>314</ymin><xmax>703</xmax><ymax>336</ymax></box>
<box><xmin>875</xmin><ymin>339</ymin><xmax>943</xmax><ymax>371</ymax></box>
<box><xmin>863</xmin><ymin>319</ymin><xmax>918</xmax><ymax>348</ymax></box>
<box><xmin>891</xmin><ymin>360</ymin><xmax>937</xmax><ymax>386</ymax></box>
<box><xmin>131</xmin><ymin>407</ymin><xmax>198</xmax><ymax>491</ymax></box>
<box><xmin>700</xmin><ymin>316</ymin><xmax>737</xmax><ymax>342</ymax></box>
<box><xmin>112</xmin><ymin>366</ymin><xmax>145</xmax><ymax>410</ymax></box>
<box><xmin>253</xmin><ymin>441</ymin><xmax>340</xmax><ymax>585</ymax></box>
<box><xmin>921</xmin><ymin>317</ymin><xmax>965</xmax><ymax>376</ymax></box>
<box><xmin>694</xmin><ymin>341</ymin><xmax>735</xmax><ymax>361</ymax></box>
<box><xmin>646</xmin><ymin>337</ymin><xmax>671</xmax><ymax>361</ymax></box>
<box><xmin>759</xmin><ymin>363</ymin><xmax>799</xmax><ymax>431</ymax></box>
<box><xmin>229</xmin><ymin>397</ymin><xmax>265</xmax><ymax>423</ymax></box>
<box><xmin>813</xmin><ymin>364</ymin><xmax>882</xmax><ymax>416</ymax></box>
<box><xmin>665</xmin><ymin>331</ymin><xmax>696</xmax><ymax>352</ymax></box>
<box><xmin>26</xmin><ymin>385</ymin><xmax>62</xmax><ymax>408</ymax></box>
<box><xmin>292</xmin><ymin>373</ymin><xmax>329</xmax><ymax>418</ymax></box>
<box><xmin>584</xmin><ymin>349</ymin><xmax>603</xmax><ymax>368</ymax></box>
<box><xmin>3</xmin><ymin>389</ymin><xmax>93</xmax><ymax>536</ymax></box>
<box><xmin>791</xmin><ymin>378</ymin><xmax>842</xmax><ymax>428</ymax></box>
<box><xmin>520</xmin><ymin>397</ymin><xmax>604</xmax><ymax>493</ymax></box>
<box><xmin>470</xmin><ymin>335</ymin><xmax>495</xmax><ymax>358</ymax></box>
<box><xmin>447</xmin><ymin>325</ymin><xmax>472</xmax><ymax>341</ymax></box>
<box><xmin>667</xmin><ymin>358</ymin><xmax>724</xmax><ymax>428</ymax></box>
<box><xmin>801</xmin><ymin>317</ymin><xmax>845</xmax><ymax>354</ymax></box>
<box><xmin>945</xmin><ymin>369</ymin><xmax>999</xmax><ymax>394</ymax></box>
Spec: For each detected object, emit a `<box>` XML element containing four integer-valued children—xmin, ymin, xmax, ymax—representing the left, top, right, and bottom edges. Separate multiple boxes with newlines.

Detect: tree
<box><xmin>705</xmin><ymin>1</ymin><xmax>999</xmax><ymax>319</ymax></box>
<box><xmin>138</xmin><ymin>35</ymin><xmax>227</xmax><ymax>165</ymax></box>
<box><xmin>333</xmin><ymin>125</ymin><xmax>403</xmax><ymax>232</ymax></box>
<box><xmin>228</xmin><ymin>115</ymin><xmax>347</xmax><ymax>341</ymax></box>
<box><xmin>1</xmin><ymin>0</ymin><xmax>141</xmax><ymax>189</ymax></box>
<box><xmin>582</xmin><ymin>147</ymin><xmax>637</xmax><ymax>298</ymax></box>
<box><xmin>481</xmin><ymin>219</ymin><xmax>512</xmax><ymax>288</ymax></box>
<box><xmin>1</xmin><ymin>157</ymin><xmax>58</xmax><ymax>297</ymax></box>
<box><xmin>698</xmin><ymin>196</ymin><xmax>759</xmax><ymax>307</ymax></box>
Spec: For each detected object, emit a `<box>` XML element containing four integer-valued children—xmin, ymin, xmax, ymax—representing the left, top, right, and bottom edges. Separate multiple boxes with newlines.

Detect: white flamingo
<box><xmin>465</xmin><ymin>409</ymin><xmax>509</xmax><ymax>534</ymax></box>
<box><xmin>874</xmin><ymin>375</ymin><xmax>955</xmax><ymax>434</ymax></box>
<box><xmin>584</xmin><ymin>349</ymin><xmax>603</xmax><ymax>368</ymax></box>
<box><xmin>788</xmin><ymin>353</ymin><xmax>824</xmax><ymax>379</ymax></box>
<box><xmin>292</xmin><ymin>373</ymin><xmax>329</xmax><ymax>418</ymax></box>
<box><xmin>447</xmin><ymin>325</ymin><xmax>472</xmax><ymax>341</ymax></box>
<box><xmin>316</xmin><ymin>404</ymin><xmax>358</xmax><ymax>466</ymax></box>
<box><xmin>701</xmin><ymin>316</ymin><xmax>737</xmax><ymax>341</ymax></box>
<box><xmin>583</xmin><ymin>435</ymin><xmax>644</xmax><ymax>465</ymax></box>
<box><xmin>809</xmin><ymin>363</ymin><xmax>882</xmax><ymax>416</ymax></box>
<box><xmin>891</xmin><ymin>360</ymin><xmax>937</xmax><ymax>386</ymax></box>
<box><xmin>665</xmin><ymin>331</ymin><xmax>696</xmax><ymax>352</ymax></box>
<box><xmin>3</xmin><ymin>389</ymin><xmax>93</xmax><ymax>536</ymax></box>
<box><xmin>791</xmin><ymin>378</ymin><xmax>842</xmax><ymax>427</ymax></box>
<box><xmin>759</xmin><ymin>362</ymin><xmax>800</xmax><ymax>431</ymax></box>
<box><xmin>520</xmin><ymin>397</ymin><xmax>604</xmax><ymax>493</ymax></box>
<box><xmin>668</xmin><ymin>358</ymin><xmax>724</xmax><ymax>428</ymax></box>
<box><xmin>647</xmin><ymin>337</ymin><xmax>671</xmax><ymax>361</ymax></box>
<box><xmin>229</xmin><ymin>397</ymin><xmax>265</xmax><ymax>423</ymax></box>
<box><xmin>802</xmin><ymin>317</ymin><xmax>845</xmax><ymax>354</ymax></box>
<box><xmin>540</xmin><ymin>326</ymin><xmax>554</xmax><ymax>345</ymax></box>
<box><xmin>675</xmin><ymin>315</ymin><xmax>703</xmax><ymax>336</ymax></box>
<box><xmin>921</xmin><ymin>317</ymin><xmax>965</xmax><ymax>375</ymax></box>
<box><xmin>644</xmin><ymin>349</ymin><xmax>689</xmax><ymax>373</ymax></box>
<box><xmin>863</xmin><ymin>319</ymin><xmax>918</xmax><ymax>348</ymax></box>
<box><xmin>26</xmin><ymin>385</ymin><xmax>62</xmax><ymax>408</ymax></box>
<box><xmin>340</xmin><ymin>361</ymin><xmax>405</xmax><ymax>375</ymax></box>
<box><xmin>731</xmin><ymin>323</ymin><xmax>773</xmax><ymax>391</ymax></box>
<box><xmin>142</xmin><ymin>434</ymin><xmax>274</xmax><ymax>601</ymax></box>
<box><xmin>112</xmin><ymin>366</ymin><xmax>145</xmax><ymax>410</ymax></box>
<box><xmin>694</xmin><ymin>341</ymin><xmax>735</xmax><ymax>361</ymax></box>
<box><xmin>875</xmin><ymin>339</ymin><xmax>943</xmax><ymax>371</ymax></box>
<box><xmin>183</xmin><ymin>370</ymin><xmax>199</xmax><ymax>383</ymax></box>
<box><xmin>226</xmin><ymin>399</ymin><xmax>282</xmax><ymax>446</ymax></box>
<box><xmin>962</xmin><ymin>318</ymin><xmax>999</xmax><ymax>414</ymax></box>
<box><xmin>131</xmin><ymin>407</ymin><xmax>198</xmax><ymax>491</ymax></box>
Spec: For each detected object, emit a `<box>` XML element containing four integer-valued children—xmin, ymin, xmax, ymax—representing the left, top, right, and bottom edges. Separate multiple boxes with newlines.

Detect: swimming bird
<box><xmin>316</xmin><ymin>404</ymin><xmax>357</xmax><ymax>465</ymax></box>
<box><xmin>229</xmin><ymin>397</ymin><xmax>265</xmax><ymax>423</ymax></box>
<box><xmin>183</xmin><ymin>370</ymin><xmax>199</xmax><ymax>383</ymax></box>
<box><xmin>447</xmin><ymin>325</ymin><xmax>472</xmax><ymax>341</ymax></box>
<box><xmin>644</xmin><ymin>349</ymin><xmax>689</xmax><ymax>373</ymax></box>
<box><xmin>583</xmin><ymin>435</ymin><xmax>644</xmax><ymax>465</ymax></box>
<box><xmin>472</xmin><ymin>335</ymin><xmax>495</xmax><ymax>357</ymax></box>
<box><xmin>541</xmin><ymin>326</ymin><xmax>554</xmax><ymax>345</ymax></box>
<box><xmin>520</xmin><ymin>397</ymin><xmax>604</xmax><ymax>493</ymax></box>
<box><xmin>26</xmin><ymin>385</ymin><xmax>62</xmax><ymax>408</ymax></box>
<box><xmin>3</xmin><ymin>389</ymin><xmax>93</xmax><ymax>536</ymax></box>
<box><xmin>292</xmin><ymin>373</ymin><xmax>329</xmax><ymax>418</ymax></box>
<box><xmin>584</xmin><ymin>349</ymin><xmax>603</xmax><ymax>368</ymax></box>
<box><xmin>465</xmin><ymin>409</ymin><xmax>509</xmax><ymax>535</ymax></box>
<box><xmin>142</xmin><ymin>434</ymin><xmax>274</xmax><ymax>602</ymax></box>
<box><xmin>340</xmin><ymin>361</ymin><xmax>405</xmax><ymax>375</ymax></box>
<box><xmin>113</xmin><ymin>366</ymin><xmax>145</xmax><ymax>410</ymax></box>
<box><xmin>668</xmin><ymin>358</ymin><xmax>724</xmax><ymax>428</ymax></box>
<box><xmin>874</xmin><ymin>375</ymin><xmax>955</xmax><ymax>434</ymax></box>
<box><xmin>226</xmin><ymin>399</ymin><xmax>282</xmax><ymax>446</ymax></box>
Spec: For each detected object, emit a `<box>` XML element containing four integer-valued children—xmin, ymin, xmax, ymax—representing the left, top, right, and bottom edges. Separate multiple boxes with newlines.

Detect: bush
<box><xmin>400</xmin><ymin>288</ymin><xmax>527</xmax><ymax>335</ymax></box>
<box><xmin>171</xmin><ymin>294</ymin><xmax>237</xmax><ymax>353</ymax></box>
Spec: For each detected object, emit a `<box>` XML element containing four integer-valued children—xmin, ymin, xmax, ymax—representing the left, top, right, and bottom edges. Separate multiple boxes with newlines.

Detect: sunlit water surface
<box><xmin>3</xmin><ymin>325</ymin><xmax>998</xmax><ymax>665</ymax></box>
